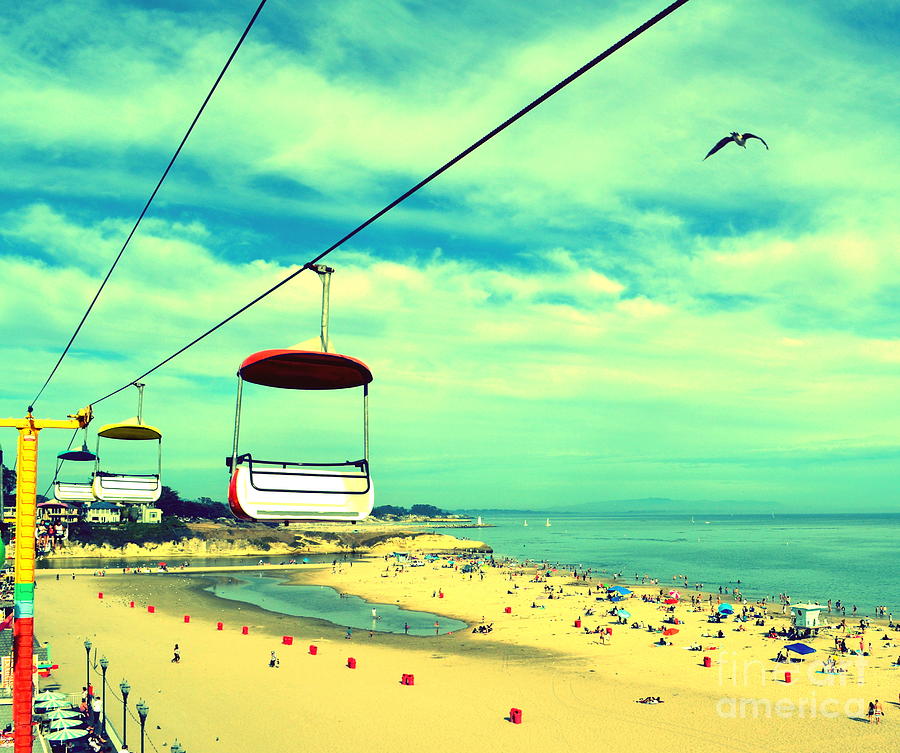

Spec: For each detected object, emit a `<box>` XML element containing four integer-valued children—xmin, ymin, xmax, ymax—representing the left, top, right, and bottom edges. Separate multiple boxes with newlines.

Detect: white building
<box><xmin>791</xmin><ymin>603</ymin><xmax>825</xmax><ymax>629</ymax></box>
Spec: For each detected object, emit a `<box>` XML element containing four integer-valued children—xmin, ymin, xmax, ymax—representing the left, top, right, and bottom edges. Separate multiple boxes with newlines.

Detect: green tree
<box><xmin>0</xmin><ymin>462</ymin><xmax>14</xmax><ymax>500</ymax></box>
<box><xmin>410</xmin><ymin>504</ymin><xmax>444</xmax><ymax>517</ymax></box>
<box><xmin>372</xmin><ymin>505</ymin><xmax>408</xmax><ymax>518</ymax></box>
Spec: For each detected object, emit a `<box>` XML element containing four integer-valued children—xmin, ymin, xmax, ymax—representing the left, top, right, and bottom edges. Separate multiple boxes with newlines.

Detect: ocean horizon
<box><xmin>469</xmin><ymin>511</ymin><xmax>900</xmax><ymax>616</ymax></box>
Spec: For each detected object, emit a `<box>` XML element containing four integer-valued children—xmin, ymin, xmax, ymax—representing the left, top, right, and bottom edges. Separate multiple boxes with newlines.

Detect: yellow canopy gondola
<box><xmin>96</xmin><ymin>420</ymin><xmax>162</xmax><ymax>441</ymax></box>
<box><xmin>93</xmin><ymin>384</ymin><xmax>163</xmax><ymax>503</ymax></box>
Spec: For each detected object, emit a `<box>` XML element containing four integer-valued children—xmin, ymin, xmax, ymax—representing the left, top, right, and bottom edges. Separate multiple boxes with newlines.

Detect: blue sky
<box><xmin>1</xmin><ymin>0</ymin><xmax>898</xmax><ymax>511</ymax></box>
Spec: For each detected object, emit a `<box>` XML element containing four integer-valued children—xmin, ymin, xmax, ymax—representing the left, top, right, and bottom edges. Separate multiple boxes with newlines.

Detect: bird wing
<box><xmin>743</xmin><ymin>133</ymin><xmax>768</xmax><ymax>149</ymax></box>
<box><xmin>704</xmin><ymin>136</ymin><xmax>733</xmax><ymax>160</ymax></box>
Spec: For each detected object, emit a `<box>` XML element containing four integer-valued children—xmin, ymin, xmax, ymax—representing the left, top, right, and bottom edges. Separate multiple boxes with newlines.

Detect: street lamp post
<box><xmin>83</xmin><ymin>640</ymin><xmax>92</xmax><ymax>704</ymax></box>
<box><xmin>136</xmin><ymin>700</ymin><xmax>149</xmax><ymax>753</ymax></box>
<box><xmin>119</xmin><ymin>680</ymin><xmax>130</xmax><ymax>747</ymax></box>
<box><xmin>98</xmin><ymin>657</ymin><xmax>108</xmax><ymax>731</ymax></box>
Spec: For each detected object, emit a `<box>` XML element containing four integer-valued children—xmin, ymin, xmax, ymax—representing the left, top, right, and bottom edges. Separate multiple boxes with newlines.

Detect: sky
<box><xmin>1</xmin><ymin>0</ymin><xmax>898</xmax><ymax>512</ymax></box>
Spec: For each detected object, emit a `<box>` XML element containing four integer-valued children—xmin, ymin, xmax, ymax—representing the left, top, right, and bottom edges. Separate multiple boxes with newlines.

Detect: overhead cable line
<box><xmin>89</xmin><ymin>0</ymin><xmax>692</xmax><ymax>407</ymax></box>
<box><xmin>28</xmin><ymin>0</ymin><xmax>271</xmax><ymax>410</ymax></box>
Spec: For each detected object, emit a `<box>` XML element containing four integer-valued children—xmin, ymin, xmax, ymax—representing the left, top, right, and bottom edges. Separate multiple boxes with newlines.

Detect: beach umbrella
<box><xmin>667</xmin><ymin>590</ymin><xmax>681</xmax><ymax>599</ymax></box>
<box><xmin>663</xmin><ymin>628</ymin><xmax>679</xmax><ymax>636</ymax></box>
<box><xmin>609</xmin><ymin>586</ymin><xmax>632</xmax><ymax>595</ymax></box>
<box><xmin>664</xmin><ymin>598</ymin><xmax>678</xmax><ymax>605</ymax></box>
<box><xmin>43</xmin><ymin>710</ymin><xmax>81</xmax><ymax>720</ymax></box>
<box><xmin>46</xmin><ymin>729</ymin><xmax>88</xmax><ymax>741</ymax></box>
<box><xmin>609</xmin><ymin>595</ymin><xmax>623</xmax><ymax>602</ymax></box>
<box><xmin>616</xmin><ymin>609</ymin><xmax>632</xmax><ymax>619</ymax></box>
<box><xmin>35</xmin><ymin>699</ymin><xmax>72</xmax><ymax>709</ymax></box>
<box><xmin>48</xmin><ymin>719</ymin><xmax>83</xmax><ymax>730</ymax></box>
<box><xmin>717</xmin><ymin>604</ymin><xmax>734</xmax><ymax>614</ymax></box>
<box><xmin>34</xmin><ymin>691</ymin><xmax>67</xmax><ymax>702</ymax></box>
<box><xmin>784</xmin><ymin>642</ymin><xmax>816</xmax><ymax>655</ymax></box>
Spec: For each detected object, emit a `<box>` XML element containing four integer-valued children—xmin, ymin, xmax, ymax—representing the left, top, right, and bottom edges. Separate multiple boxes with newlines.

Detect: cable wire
<box><xmin>87</xmin><ymin>0</ymin><xmax>692</xmax><ymax>406</ymax></box>
<box><xmin>29</xmin><ymin>0</ymin><xmax>271</xmax><ymax>409</ymax></box>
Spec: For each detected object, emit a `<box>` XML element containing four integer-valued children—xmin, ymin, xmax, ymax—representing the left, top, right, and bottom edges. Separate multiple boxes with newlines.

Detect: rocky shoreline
<box><xmin>43</xmin><ymin>525</ymin><xmax>492</xmax><ymax>560</ymax></box>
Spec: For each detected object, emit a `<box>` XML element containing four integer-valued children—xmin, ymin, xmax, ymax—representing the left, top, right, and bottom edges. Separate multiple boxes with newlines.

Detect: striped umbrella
<box><xmin>34</xmin><ymin>699</ymin><xmax>72</xmax><ymax>709</ymax></box>
<box><xmin>46</xmin><ymin>728</ymin><xmax>88</xmax><ymax>741</ymax></box>
<box><xmin>48</xmin><ymin>719</ymin><xmax>83</xmax><ymax>730</ymax></box>
<box><xmin>35</xmin><ymin>691</ymin><xmax>67</xmax><ymax>702</ymax></box>
<box><xmin>43</xmin><ymin>710</ymin><xmax>81</xmax><ymax>720</ymax></box>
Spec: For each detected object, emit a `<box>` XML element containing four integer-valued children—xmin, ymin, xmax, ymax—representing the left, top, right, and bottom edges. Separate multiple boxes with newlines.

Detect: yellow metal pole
<box><xmin>0</xmin><ymin>408</ymin><xmax>91</xmax><ymax>753</ymax></box>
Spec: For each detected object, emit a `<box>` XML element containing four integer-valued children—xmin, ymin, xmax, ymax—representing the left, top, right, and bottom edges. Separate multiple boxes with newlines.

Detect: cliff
<box><xmin>45</xmin><ymin>520</ymin><xmax>491</xmax><ymax>559</ymax></box>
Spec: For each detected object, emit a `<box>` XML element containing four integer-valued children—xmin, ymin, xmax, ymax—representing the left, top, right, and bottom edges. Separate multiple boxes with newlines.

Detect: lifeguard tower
<box><xmin>791</xmin><ymin>603</ymin><xmax>826</xmax><ymax>635</ymax></box>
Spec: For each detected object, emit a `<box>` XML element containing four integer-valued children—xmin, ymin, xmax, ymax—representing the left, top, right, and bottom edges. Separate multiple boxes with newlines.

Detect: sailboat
<box><xmin>476</xmin><ymin>516</ymin><xmax>483</xmax><ymax>526</ymax></box>
<box><xmin>690</xmin><ymin>516</ymin><xmax>695</xmax><ymax>524</ymax></box>
<box><xmin>545</xmin><ymin>518</ymin><xmax>551</xmax><ymax>527</ymax></box>
<box><xmin>523</xmin><ymin>520</ymin><xmax>528</xmax><ymax>527</ymax></box>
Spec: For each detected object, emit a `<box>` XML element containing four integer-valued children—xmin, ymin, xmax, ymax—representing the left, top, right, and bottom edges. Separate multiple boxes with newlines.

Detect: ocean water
<box><xmin>473</xmin><ymin>512</ymin><xmax>900</xmax><ymax>616</ymax></box>
<box><xmin>197</xmin><ymin>571</ymin><xmax>467</xmax><ymax>636</ymax></box>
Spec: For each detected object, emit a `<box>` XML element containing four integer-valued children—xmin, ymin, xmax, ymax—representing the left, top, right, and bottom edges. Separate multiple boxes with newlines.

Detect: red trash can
<box><xmin>347</xmin><ymin>657</ymin><xmax>356</xmax><ymax>669</ymax></box>
<box><xmin>129</xmin><ymin>601</ymin><xmax>135</xmax><ymax>608</ymax></box>
<box><xmin>574</xmin><ymin>619</ymin><xmax>581</xmax><ymax>628</ymax></box>
<box><xmin>509</xmin><ymin>708</ymin><xmax>523</xmax><ymax>724</ymax></box>
<box><xmin>241</xmin><ymin>626</ymin><xmax>249</xmax><ymax>635</ymax></box>
<box><xmin>504</xmin><ymin>607</ymin><xmax>512</xmax><ymax>614</ymax></box>
<box><xmin>784</xmin><ymin>672</ymin><xmax>792</xmax><ymax>683</ymax></box>
<box><xmin>216</xmin><ymin>621</ymin><xmax>223</xmax><ymax>631</ymax></box>
<box><xmin>98</xmin><ymin>592</ymin><xmax>103</xmax><ymax>599</ymax></box>
<box><xmin>703</xmin><ymin>656</ymin><xmax>712</xmax><ymax>668</ymax></box>
<box><xmin>307</xmin><ymin>643</ymin><xmax>316</xmax><ymax>654</ymax></box>
<box><xmin>147</xmin><ymin>606</ymin><xmax>155</xmax><ymax>613</ymax></box>
<box><xmin>183</xmin><ymin>615</ymin><xmax>190</xmax><ymax>623</ymax></box>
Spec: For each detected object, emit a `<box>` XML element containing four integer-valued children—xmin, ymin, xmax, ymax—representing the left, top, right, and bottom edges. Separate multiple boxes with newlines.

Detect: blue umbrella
<box><xmin>609</xmin><ymin>595</ymin><xmax>623</xmax><ymax>602</ymax></box>
<box><xmin>784</xmin><ymin>642</ymin><xmax>816</xmax><ymax>655</ymax></box>
<box><xmin>616</xmin><ymin>609</ymin><xmax>632</xmax><ymax>619</ymax></box>
<box><xmin>609</xmin><ymin>586</ymin><xmax>632</xmax><ymax>595</ymax></box>
<box><xmin>717</xmin><ymin>604</ymin><xmax>734</xmax><ymax>613</ymax></box>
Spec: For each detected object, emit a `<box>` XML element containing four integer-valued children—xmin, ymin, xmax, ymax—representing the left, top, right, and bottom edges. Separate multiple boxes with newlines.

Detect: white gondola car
<box><xmin>227</xmin><ymin>349</ymin><xmax>373</xmax><ymax>522</ymax></box>
<box><xmin>92</xmin><ymin>420</ymin><xmax>162</xmax><ymax>504</ymax></box>
<box><xmin>53</xmin><ymin>441</ymin><xmax>98</xmax><ymax>502</ymax></box>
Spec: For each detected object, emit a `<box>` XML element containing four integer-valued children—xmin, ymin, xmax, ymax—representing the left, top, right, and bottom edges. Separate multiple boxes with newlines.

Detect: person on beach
<box><xmin>269</xmin><ymin>651</ymin><xmax>279</xmax><ymax>668</ymax></box>
<box><xmin>872</xmin><ymin>700</ymin><xmax>883</xmax><ymax>724</ymax></box>
<box><xmin>404</xmin><ymin>622</ymin><xmax>409</xmax><ymax>635</ymax></box>
<box><xmin>346</xmin><ymin>627</ymin><xmax>352</xmax><ymax>640</ymax></box>
<box><xmin>171</xmin><ymin>644</ymin><xmax>180</xmax><ymax>663</ymax></box>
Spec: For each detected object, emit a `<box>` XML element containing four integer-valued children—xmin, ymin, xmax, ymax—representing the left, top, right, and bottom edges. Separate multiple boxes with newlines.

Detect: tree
<box><xmin>156</xmin><ymin>486</ymin><xmax>228</xmax><ymax>520</ymax></box>
<box><xmin>372</xmin><ymin>505</ymin><xmax>408</xmax><ymax>518</ymax></box>
<box><xmin>410</xmin><ymin>504</ymin><xmax>444</xmax><ymax>517</ymax></box>
<box><xmin>0</xmin><ymin>462</ymin><xmax>14</xmax><ymax>500</ymax></box>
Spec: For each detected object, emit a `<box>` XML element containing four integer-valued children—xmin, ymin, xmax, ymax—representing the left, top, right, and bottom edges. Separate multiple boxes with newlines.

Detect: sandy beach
<box><xmin>36</xmin><ymin>559</ymin><xmax>898</xmax><ymax>753</ymax></box>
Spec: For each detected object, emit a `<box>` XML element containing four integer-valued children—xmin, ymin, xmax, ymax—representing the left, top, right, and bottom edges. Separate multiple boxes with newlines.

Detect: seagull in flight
<box><xmin>704</xmin><ymin>132</ymin><xmax>769</xmax><ymax>160</ymax></box>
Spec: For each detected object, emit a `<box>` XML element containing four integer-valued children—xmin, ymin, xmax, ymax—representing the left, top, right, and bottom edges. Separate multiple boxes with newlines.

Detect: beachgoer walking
<box><xmin>269</xmin><ymin>651</ymin><xmax>279</xmax><ymax>668</ymax></box>
<box><xmin>404</xmin><ymin>622</ymin><xmax>409</xmax><ymax>635</ymax></box>
<box><xmin>434</xmin><ymin>620</ymin><xmax>440</xmax><ymax>635</ymax></box>
<box><xmin>346</xmin><ymin>627</ymin><xmax>352</xmax><ymax>640</ymax></box>
<box><xmin>872</xmin><ymin>700</ymin><xmax>883</xmax><ymax>724</ymax></box>
<box><xmin>171</xmin><ymin>644</ymin><xmax>180</xmax><ymax>663</ymax></box>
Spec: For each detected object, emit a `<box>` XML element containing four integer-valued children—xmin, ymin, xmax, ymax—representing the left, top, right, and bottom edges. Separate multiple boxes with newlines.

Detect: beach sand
<box><xmin>36</xmin><ymin>561</ymin><xmax>898</xmax><ymax>752</ymax></box>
